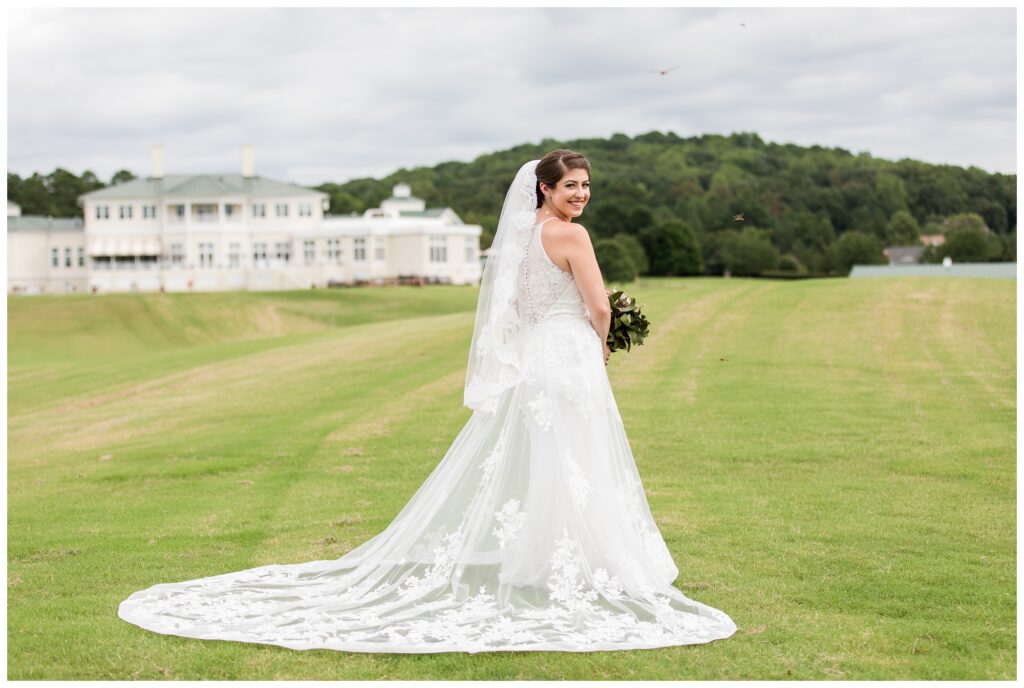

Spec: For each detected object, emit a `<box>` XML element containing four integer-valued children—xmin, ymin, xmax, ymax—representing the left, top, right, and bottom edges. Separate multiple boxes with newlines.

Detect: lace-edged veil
<box><xmin>463</xmin><ymin>159</ymin><xmax>540</xmax><ymax>416</ymax></box>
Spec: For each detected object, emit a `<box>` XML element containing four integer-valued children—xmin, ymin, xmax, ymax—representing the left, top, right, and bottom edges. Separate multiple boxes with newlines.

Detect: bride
<box><xmin>118</xmin><ymin>150</ymin><xmax>738</xmax><ymax>653</ymax></box>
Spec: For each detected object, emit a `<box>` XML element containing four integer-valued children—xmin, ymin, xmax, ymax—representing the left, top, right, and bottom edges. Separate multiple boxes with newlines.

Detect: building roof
<box><xmin>883</xmin><ymin>246</ymin><xmax>925</xmax><ymax>264</ymax></box>
<box><xmin>919</xmin><ymin>233</ymin><xmax>946</xmax><ymax>247</ymax></box>
<box><xmin>7</xmin><ymin>216</ymin><xmax>84</xmax><ymax>232</ymax></box>
<box><xmin>325</xmin><ymin>207</ymin><xmax>458</xmax><ymax>221</ymax></box>
<box><xmin>320</xmin><ymin>208</ymin><xmax>479</xmax><ymax>238</ymax></box>
<box><xmin>398</xmin><ymin>208</ymin><xmax>447</xmax><ymax>218</ymax></box>
<box><xmin>78</xmin><ymin>174</ymin><xmax>327</xmax><ymax>201</ymax></box>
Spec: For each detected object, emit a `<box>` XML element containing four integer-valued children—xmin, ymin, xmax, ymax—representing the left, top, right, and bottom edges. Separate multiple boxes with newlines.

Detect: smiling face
<box><xmin>540</xmin><ymin>168</ymin><xmax>591</xmax><ymax>221</ymax></box>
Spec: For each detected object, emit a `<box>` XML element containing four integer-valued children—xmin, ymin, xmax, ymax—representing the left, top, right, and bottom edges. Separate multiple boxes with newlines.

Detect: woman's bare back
<box><xmin>534</xmin><ymin>214</ymin><xmax>611</xmax><ymax>348</ymax></box>
<box><xmin>538</xmin><ymin>218</ymin><xmax>574</xmax><ymax>273</ymax></box>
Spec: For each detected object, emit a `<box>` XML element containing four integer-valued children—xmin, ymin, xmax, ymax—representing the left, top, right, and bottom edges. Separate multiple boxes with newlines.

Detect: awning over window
<box><xmin>87</xmin><ymin>238</ymin><xmax>110</xmax><ymax>256</ymax></box>
<box><xmin>88</xmin><ymin>237</ymin><xmax>163</xmax><ymax>256</ymax></box>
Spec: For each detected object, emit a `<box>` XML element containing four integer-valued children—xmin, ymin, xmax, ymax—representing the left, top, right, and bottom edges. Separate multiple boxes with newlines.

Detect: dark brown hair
<box><xmin>535</xmin><ymin>149</ymin><xmax>591</xmax><ymax>209</ymax></box>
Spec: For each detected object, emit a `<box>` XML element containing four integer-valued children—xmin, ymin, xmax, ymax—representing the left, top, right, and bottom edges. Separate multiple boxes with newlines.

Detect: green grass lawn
<box><xmin>7</xmin><ymin>277</ymin><xmax>1015</xmax><ymax>679</ymax></box>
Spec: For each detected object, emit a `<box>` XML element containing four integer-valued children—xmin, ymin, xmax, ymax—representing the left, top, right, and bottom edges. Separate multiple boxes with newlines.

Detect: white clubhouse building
<box><xmin>7</xmin><ymin>146</ymin><xmax>482</xmax><ymax>294</ymax></box>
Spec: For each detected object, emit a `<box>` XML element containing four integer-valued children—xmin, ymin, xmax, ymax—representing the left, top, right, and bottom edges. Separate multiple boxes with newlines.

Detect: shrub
<box><xmin>594</xmin><ymin>238</ymin><xmax>638</xmax><ymax>283</ymax></box>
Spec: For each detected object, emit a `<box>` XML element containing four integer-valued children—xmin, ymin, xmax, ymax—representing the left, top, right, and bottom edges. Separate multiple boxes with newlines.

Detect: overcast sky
<box><xmin>6</xmin><ymin>6</ymin><xmax>1017</xmax><ymax>187</ymax></box>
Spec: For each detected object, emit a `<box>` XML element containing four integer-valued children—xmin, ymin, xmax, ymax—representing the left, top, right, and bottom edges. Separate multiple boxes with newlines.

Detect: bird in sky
<box><xmin>739</xmin><ymin>22</ymin><xmax>746</xmax><ymax>27</ymax></box>
<box><xmin>648</xmin><ymin>65</ymin><xmax>680</xmax><ymax>76</ymax></box>
<box><xmin>732</xmin><ymin>213</ymin><xmax>745</xmax><ymax>222</ymax></box>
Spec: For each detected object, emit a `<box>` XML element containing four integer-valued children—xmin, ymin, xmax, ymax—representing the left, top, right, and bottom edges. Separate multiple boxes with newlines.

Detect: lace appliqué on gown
<box><xmin>493</xmin><ymin>499</ymin><xmax>527</xmax><ymax>550</ymax></box>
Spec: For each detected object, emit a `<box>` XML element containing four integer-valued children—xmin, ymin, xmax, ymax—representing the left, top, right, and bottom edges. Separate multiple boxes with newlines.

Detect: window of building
<box><xmin>119</xmin><ymin>205</ymin><xmax>133</xmax><ymax>220</ymax></box>
<box><xmin>375</xmin><ymin>237</ymin><xmax>386</xmax><ymax>262</ymax></box>
<box><xmin>298</xmin><ymin>203</ymin><xmax>312</xmax><ymax>217</ymax></box>
<box><xmin>275</xmin><ymin>203</ymin><xmax>289</xmax><ymax>218</ymax></box>
<box><xmin>303</xmin><ymin>240</ymin><xmax>315</xmax><ymax>265</ymax></box>
<box><xmin>225</xmin><ymin>204</ymin><xmax>240</xmax><ymax>219</ymax></box>
<box><xmin>353</xmin><ymin>237</ymin><xmax>366</xmax><ymax>262</ymax></box>
<box><xmin>253</xmin><ymin>241</ymin><xmax>268</xmax><ymax>262</ymax></box>
<box><xmin>172</xmin><ymin>205</ymin><xmax>185</xmax><ymax>220</ymax></box>
<box><xmin>64</xmin><ymin>247</ymin><xmax>72</xmax><ymax>267</ymax></box>
<box><xmin>198</xmin><ymin>242</ymin><xmax>214</xmax><ymax>268</ymax></box>
<box><xmin>430</xmin><ymin>235</ymin><xmax>447</xmax><ymax>263</ymax></box>
<box><xmin>170</xmin><ymin>242</ymin><xmax>184</xmax><ymax>266</ymax></box>
<box><xmin>326</xmin><ymin>238</ymin><xmax>341</xmax><ymax>264</ymax></box>
<box><xmin>142</xmin><ymin>205</ymin><xmax>156</xmax><ymax>219</ymax></box>
<box><xmin>465</xmin><ymin>236</ymin><xmax>477</xmax><ymax>263</ymax></box>
<box><xmin>51</xmin><ymin>247</ymin><xmax>59</xmax><ymax>267</ymax></box>
<box><xmin>252</xmin><ymin>203</ymin><xmax>266</xmax><ymax>218</ymax></box>
<box><xmin>275</xmin><ymin>241</ymin><xmax>291</xmax><ymax>262</ymax></box>
<box><xmin>95</xmin><ymin>205</ymin><xmax>109</xmax><ymax>220</ymax></box>
<box><xmin>228</xmin><ymin>242</ymin><xmax>241</xmax><ymax>268</ymax></box>
<box><xmin>194</xmin><ymin>204</ymin><xmax>217</xmax><ymax>221</ymax></box>
<box><xmin>77</xmin><ymin>246</ymin><xmax>85</xmax><ymax>267</ymax></box>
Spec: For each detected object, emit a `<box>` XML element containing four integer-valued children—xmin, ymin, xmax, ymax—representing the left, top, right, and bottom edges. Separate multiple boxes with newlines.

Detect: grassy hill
<box><xmin>6</xmin><ymin>277</ymin><xmax>1015</xmax><ymax>679</ymax></box>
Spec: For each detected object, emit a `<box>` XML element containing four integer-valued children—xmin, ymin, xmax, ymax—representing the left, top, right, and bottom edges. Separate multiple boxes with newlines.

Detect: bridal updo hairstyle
<box><xmin>535</xmin><ymin>149</ymin><xmax>591</xmax><ymax>209</ymax></box>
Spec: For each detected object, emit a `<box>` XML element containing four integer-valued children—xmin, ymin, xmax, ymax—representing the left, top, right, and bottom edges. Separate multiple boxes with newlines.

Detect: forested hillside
<box><xmin>9</xmin><ymin>131</ymin><xmax>1016</xmax><ymax>277</ymax></box>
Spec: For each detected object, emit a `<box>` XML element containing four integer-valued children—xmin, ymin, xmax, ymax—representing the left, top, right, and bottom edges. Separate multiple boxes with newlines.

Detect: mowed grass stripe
<box><xmin>7</xmin><ymin>287</ymin><xmax>479</xmax><ymax>413</ymax></box>
<box><xmin>8</xmin><ymin>312</ymin><xmax>474</xmax><ymax>564</ymax></box>
<box><xmin>609</xmin><ymin>278</ymin><xmax>1014</xmax><ymax>679</ymax></box>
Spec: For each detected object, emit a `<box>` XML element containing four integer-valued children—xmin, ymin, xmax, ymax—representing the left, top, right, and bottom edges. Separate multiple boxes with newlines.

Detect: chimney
<box><xmin>151</xmin><ymin>144</ymin><xmax>164</xmax><ymax>179</ymax></box>
<box><xmin>242</xmin><ymin>145</ymin><xmax>254</xmax><ymax>177</ymax></box>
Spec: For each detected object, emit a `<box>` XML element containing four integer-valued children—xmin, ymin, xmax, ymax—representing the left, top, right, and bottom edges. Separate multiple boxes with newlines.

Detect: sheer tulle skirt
<box><xmin>117</xmin><ymin>315</ymin><xmax>737</xmax><ymax>653</ymax></box>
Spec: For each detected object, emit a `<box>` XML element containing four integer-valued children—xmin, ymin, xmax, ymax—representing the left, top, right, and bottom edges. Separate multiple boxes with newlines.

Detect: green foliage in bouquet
<box><xmin>606</xmin><ymin>289</ymin><xmax>650</xmax><ymax>353</ymax></box>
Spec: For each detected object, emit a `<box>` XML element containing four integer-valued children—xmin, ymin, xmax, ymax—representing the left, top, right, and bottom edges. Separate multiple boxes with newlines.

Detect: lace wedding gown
<box><xmin>117</xmin><ymin>218</ymin><xmax>738</xmax><ymax>653</ymax></box>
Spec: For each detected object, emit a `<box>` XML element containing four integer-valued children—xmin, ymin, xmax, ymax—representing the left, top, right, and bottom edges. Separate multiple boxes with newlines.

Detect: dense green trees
<box><xmin>593</xmin><ymin>238</ymin><xmax>638</xmax><ymax>284</ymax></box>
<box><xmin>110</xmin><ymin>169</ymin><xmax>137</xmax><ymax>185</ymax></box>
<box><xmin>592</xmin><ymin>232</ymin><xmax>652</xmax><ymax>283</ymax></box>
<box><xmin>918</xmin><ymin>212</ymin><xmax>1007</xmax><ymax>263</ymax></box>
<box><xmin>7</xmin><ymin>169</ymin><xmax>104</xmax><ymax>217</ymax></box>
<box><xmin>612</xmin><ymin>233</ymin><xmax>649</xmax><ymax>275</ymax></box>
<box><xmin>9</xmin><ymin>130</ymin><xmax>1015</xmax><ymax>276</ymax></box>
<box><xmin>924</xmin><ymin>226</ymin><xmax>1003</xmax><ymax>263</ymax></box>
<box><xmin>639</xmin><ymin>220</ymin><xmax>703</xmax><ymax>275</ymax></box>
<box><xmin>886</xmin><ymin>210</ymin><xmax>920</xmax><ymax>245</ymax></box>
<box><xmin>831</xmin><ymin>231</ymin><xmax>887</xmax><ymax>273</ymax></box>
<box><xmin>716</xmin><ymin>227</ymin><xmax>781</xmax><ymax>276</ymax></box>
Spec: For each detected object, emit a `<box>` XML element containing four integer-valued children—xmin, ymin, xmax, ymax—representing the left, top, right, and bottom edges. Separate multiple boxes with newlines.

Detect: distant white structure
<box><xmin>7</xmin><ymin>146</ymin><xmax>483</xmax><ymax>294</ymax></box>
<box><xmin>883</xmin><ymin>246</ymin><xmax>925</xmax><ymax>265</ymax></box>
<box><xmin>7</xmin><ymin>214</ymin><xmax>89</xmax><ymax>294</ymax></box>
<box><xmin>849</xmin><ymin>261</ymin><xmax>1015</xmax><ymax>279</ymax></box>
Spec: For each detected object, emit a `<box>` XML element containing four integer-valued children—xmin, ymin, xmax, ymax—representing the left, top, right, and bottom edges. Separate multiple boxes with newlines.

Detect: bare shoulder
<box><xmin>550</xmin><ymin>220</ymin><xmax>592</xmax><ymax>246</ymax></box>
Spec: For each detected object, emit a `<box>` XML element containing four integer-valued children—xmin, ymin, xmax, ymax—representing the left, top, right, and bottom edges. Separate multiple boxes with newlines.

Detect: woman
<box><xmin>118</xmin><ymin>150</ymin><xmax>738</xmax><ymax>653</ymax></box>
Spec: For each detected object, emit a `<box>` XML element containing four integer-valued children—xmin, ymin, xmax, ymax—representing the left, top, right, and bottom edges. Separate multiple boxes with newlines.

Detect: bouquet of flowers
<box><xmin>605</xmin><ymin>288</ymin><xmax>650</xmax><ymax>353</ymax></box>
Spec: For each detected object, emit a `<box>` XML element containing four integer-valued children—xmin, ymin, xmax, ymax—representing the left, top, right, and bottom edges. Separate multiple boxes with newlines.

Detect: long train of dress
<box><xmin>117</xmin><ymin>220</ymin><xmax>738</xmax><ymax>653</ymax></box>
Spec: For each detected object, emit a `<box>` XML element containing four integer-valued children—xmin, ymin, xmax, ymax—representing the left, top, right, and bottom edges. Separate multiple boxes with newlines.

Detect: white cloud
<box><xmin>7</xmin><ymin>6</ymin><xmax>1015</xmax><ymax>186</ymax></box>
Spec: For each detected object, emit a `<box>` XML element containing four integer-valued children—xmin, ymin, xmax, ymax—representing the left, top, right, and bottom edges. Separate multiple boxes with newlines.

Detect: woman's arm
<box><xmin>563</xmin><ymin>223</ymin><xmax>612</xmax><ymax>345</ymax></box>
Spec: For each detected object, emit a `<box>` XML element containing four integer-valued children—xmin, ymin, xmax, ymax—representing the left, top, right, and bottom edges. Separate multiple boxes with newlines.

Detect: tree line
<box><xmin>9</xmin><ymin>130</ymin><xmax>1016</xmax><ymax>279</ymax></box>
<box><xmin>8</xmin><ymin>168</ymin><xmax>137</xmax><ymax>218</ymax></box>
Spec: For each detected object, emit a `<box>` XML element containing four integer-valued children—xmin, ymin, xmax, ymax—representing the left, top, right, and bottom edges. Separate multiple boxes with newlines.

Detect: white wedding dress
<box><xmin>117</xmin><ymin>217</ymin><xmax>738</xmax><ymax>653</ymax></box>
